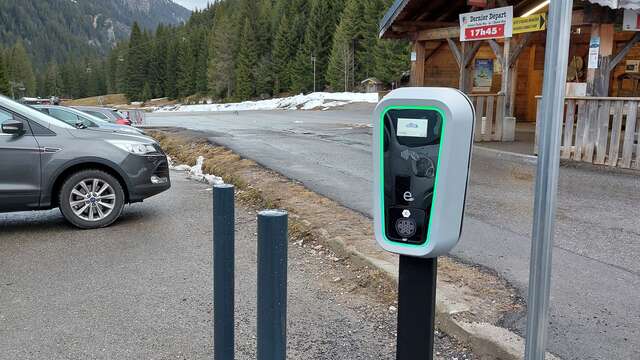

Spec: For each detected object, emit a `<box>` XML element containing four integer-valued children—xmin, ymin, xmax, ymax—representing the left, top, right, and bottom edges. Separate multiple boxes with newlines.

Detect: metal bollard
<box><xmin>213</xmin><ymin>184</ymin><xmax>235</xmax><ymax>360</ymax></box>
<box><xmin>257</xmin><ymin>210</ymin><xmax>288</xmax><ymax>360</ymax></box>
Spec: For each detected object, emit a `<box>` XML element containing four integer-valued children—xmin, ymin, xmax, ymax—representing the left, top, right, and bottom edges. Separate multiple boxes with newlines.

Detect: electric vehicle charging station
<box><xmin>373</xmin><ymin>87</ymin><xmax>475</xmax><ymax>359</ymax></box>
<box><xmin>374</xmin><ymin>87</ymin><xmax>475</xmax><ymax>257</ymax></box>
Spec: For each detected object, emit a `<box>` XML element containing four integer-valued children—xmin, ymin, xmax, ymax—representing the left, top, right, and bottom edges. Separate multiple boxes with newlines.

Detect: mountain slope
<box><xmin>0</xmin><ymin>0</ymin><xmax>191</xmax><ymax>67</ymax></box>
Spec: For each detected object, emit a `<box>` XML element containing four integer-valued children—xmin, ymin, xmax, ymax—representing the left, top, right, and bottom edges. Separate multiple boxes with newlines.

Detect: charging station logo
<box><xmin>403</xmin><ymin>191</ymin><xmax>415</xmax><ymax>202</ymax></box>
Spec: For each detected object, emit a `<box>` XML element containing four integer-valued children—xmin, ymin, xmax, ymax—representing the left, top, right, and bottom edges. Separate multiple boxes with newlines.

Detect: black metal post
<box><xmin>396</xmin><ymin>255</ymin><xmax>438</xmax><ymax>360</ymax></box>
<box><xmin>257</xmin><ymin>210</ymin><xmax>288</xmax><ymax>360</ymax></box>
<box><xmin>213</xmin><ymin>184</ymin><xmax>235</xmax><ymax>360</ymax></box>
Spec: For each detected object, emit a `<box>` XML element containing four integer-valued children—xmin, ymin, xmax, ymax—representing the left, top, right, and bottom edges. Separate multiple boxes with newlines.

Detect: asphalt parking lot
<box><xmin>0</xmin><ymin>171</ymin><xmax>474</xmax><ymax>360</ymax></box>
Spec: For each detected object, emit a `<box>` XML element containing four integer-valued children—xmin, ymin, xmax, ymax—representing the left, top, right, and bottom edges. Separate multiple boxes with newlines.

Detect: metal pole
<box><xmin>311</xmin><ymin>55</ymin><xmax>317</xmax><ymax>93</ymax></box>
<box><xmin>396</xmin><ymin>255</ymin><xmax>437</xmax><ymax>360</ymax></box>
<box><xmin>213</xmin><ymin>184</ymin><xmax>235</xmax><ymax>360</ymax></box>
<box><xmin>257</xmin><ymin>210</ymin><xmax>288</xmax><ymax>360</ymax></box>
<box><xmin>525</xmin><ymin>1</ymin><xmax>573</xmax><ymax>360</ymax></box>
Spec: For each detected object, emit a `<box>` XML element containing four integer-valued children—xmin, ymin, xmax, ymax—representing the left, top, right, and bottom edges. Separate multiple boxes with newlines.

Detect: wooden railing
<box><xmin>535</xmin><ymin>96</ymin><xmax>640</xmax><ymax>169</ymax></box>
<box><xmin>468</xmin><ymin>94</ymin><xmax>505</xmax><ymax>142</ymax></box>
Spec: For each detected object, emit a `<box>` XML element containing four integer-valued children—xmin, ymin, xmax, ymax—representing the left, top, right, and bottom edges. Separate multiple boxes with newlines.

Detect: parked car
<box><xmin>0</xmin><ymin>95</ymin><xmax>170</xmax><ymax>229</ymax></box>
<box><xmin>33</xmin><ymin>105</ymin><xmax>146</xmax><ymax>136</ymax></box>
<box><xmin>72</xmin><ymin>106</ymin><xmax>132</xmax><ymax>126</ymax></box>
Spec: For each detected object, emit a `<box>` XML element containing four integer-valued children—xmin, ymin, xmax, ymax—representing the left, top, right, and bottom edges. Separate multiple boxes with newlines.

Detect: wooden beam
<box><xmin>417</xmin><ymin>27</ymin><xmax>460</xmax><ymax>41</ymax></box>
<box><xmin>488</xmin><ymin>39</ymin><xmax>504</xmax><ymax>66</ymax></box>
<box><xmin>447</xmin><ymin>38</ymin><xmax>462</xmax><ymax>68</ymax></box>
<box><xmin>424</xmin><ymin>41</ymin><xmax>444</xmax><ymax>62</ymax></box>
<box><xmin>395</xmin><ymin>21</ymin><xmax>458</xmax><ymax>28</ymax></box>
<box><xmin>464</xmin><ymin>41</ymin><xmax>482</xmax><ymax>67</ymax></box>
<box><xmin>412</xmin><ymin>41</ymin><xmax>427</xmax><ymax>86</ymax></box>
<box><xmin>609</xmin><ymin>32</ymin><xmax>640</xmax><ymax>71</ymax></box>
<box><xmin>509</xmin><ymin>33</ymin><xmax>533</xmax><ymax>67</ymax></box>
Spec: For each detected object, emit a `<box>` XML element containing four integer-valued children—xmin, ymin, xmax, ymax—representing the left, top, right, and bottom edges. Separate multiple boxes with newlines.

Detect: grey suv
<box><xmin>0</xmin><ymin>95</ymin><xmax>170</xmax><ymax>229</ymax></box>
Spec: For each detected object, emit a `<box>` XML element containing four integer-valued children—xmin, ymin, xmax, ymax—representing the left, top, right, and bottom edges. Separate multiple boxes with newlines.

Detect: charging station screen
<box><xmin>397</xmin><ymin>118</ymin><xmax>428</xmax><ymax>138</ymax></box>
<box><xmin>382</xmin><ymin>108</ymin><xmax>443</xmax><ymax>245</ymax></box>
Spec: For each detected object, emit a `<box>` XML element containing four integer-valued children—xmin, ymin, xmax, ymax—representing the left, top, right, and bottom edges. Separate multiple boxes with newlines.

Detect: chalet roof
<box><xmin>379</xmin><ymin>0</ymin><xmax>542</xmax><ymax>38</ymax></box>
<box><xmin>379</xmin><ymin>0</ymin><xmax>639</xmax><ymax>39</ymax></box>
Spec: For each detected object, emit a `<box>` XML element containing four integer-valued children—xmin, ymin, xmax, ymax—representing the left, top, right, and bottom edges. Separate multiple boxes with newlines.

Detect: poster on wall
<box><xmin>460</xmin><ymin>6</ymin><xmax>513</xmax><ymax>41</ymax></box>
<box><xmin>473</xmin><ymin>59</ymin><xmax>494</xmax><ymax>92</ymax></box>
<box><xmin>588</xmin><ymin>36</ymin><xmax>600</xmax><ymax>69</ymax></box>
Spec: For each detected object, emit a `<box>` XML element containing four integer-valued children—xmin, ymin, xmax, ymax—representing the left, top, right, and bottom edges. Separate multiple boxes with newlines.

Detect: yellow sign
<box><xmin>513</xmin><ymin>13</ymin><xmax>547</xmax><ymax>34</ymax></box>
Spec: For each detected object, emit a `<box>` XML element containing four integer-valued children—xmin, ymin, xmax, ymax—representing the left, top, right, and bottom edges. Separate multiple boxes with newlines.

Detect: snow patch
<box><xmin>155</xmin><ymin>92</ymin><xmax>378</xmax><ymax>113</ymax></box>
<box><xmin>169</xmin><ymin>156</ymin><xmax>224</xmax><ymax>186</ymax></box>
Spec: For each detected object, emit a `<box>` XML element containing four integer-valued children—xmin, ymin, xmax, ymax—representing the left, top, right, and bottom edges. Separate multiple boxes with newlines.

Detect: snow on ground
<box><xmin>154</xmin><ymin>92</ymin><xmax>378</xmax><ymax>113</ymax></box>
<box><xmin>169</xmin><ymin>156</ymin><xmax>224</xmax><ymax>186</ymax></box>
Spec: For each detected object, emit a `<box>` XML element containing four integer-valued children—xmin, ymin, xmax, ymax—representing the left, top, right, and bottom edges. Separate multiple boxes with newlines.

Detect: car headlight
<box><xmin>107</xmin><ymin>140</ymin><xmax>158</xmax><ymax>155</ymax></box>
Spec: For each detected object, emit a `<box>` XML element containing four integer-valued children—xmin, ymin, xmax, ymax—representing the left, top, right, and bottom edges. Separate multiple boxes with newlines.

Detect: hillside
<box><xmin>0</xmin><ymin>0</ymin><xmax>190</xmax><ymax>67</ymax></box>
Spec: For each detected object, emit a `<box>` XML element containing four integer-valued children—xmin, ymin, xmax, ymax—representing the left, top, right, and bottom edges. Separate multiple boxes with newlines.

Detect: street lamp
<box><xmin>311</xmin><ymin>55</ymin><xmax>317</xmax><ymax>93</ymax></box>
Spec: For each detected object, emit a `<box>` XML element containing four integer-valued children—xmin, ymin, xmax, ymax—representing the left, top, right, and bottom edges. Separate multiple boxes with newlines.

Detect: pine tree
<box><xmin>194</xmin><ymin>29</ymin><xmax>209</xmax><ymax>95</ymax></box>
<box><xmin>374</xmin><ymin>39</ymin><xmax>410</xmax><ymax>87</ymax></box>
<box><xmin>235</xmin><ymin>19</ymin><xmax>258</xmax><ymax>100</ymax></box>
<box><xmin>290</xmin><ymin>0</ymin><xmax>343</xmax><ymax>93</ymax></box>
<box><xmin>272</xmin><ymin>12</ymin><xmax>294</xmax><ymax>94</ymax></box>
<box><xmin>141</xmin><ymin>82</ymin><xmax>152</xmax><ymax>102</ymax></box>
<box><xmin>359</xmin><ymin>0</ymin><xmax>386</xmax><ymax>80</ymax></box>
<box><xmin>0</xmin><ymin>54</ymin><xmax>10</xmax><ymax>96</ymax></box>
<box><xmin>254</xmin><ymin>0</ymin><xmax>274</xmax><ymax>98</ymax></box>
<box><xmin>8</xmin><ymin>40</ymin><xmax>37</xmax><ymax>97</ymax></box>
<box><xmin>208</xmin><ymin>5</ymin><xmax>236</xmax><ymax>99</ymax></box>
<box><xmin>176</xmin><ymin>32</ymin><xmax>195</xmax><ymax>98</ymax></box>
<box><xmin>327</xmin><ymin>0</ymin><xmax>364</xmax><ymax>91</ymax></box>
<box><xmin>44</xmin><ymin>63</ymin><xmax>62</xmax><ymax>96</ymax></box>
<box><xmin>165</xmin><ymin>37</ymin><xmax>179</xmax><ymax>99</ymax></box>
<box><xmin>149</xmin><ymin>24</ymin><xmax>168</xmax><ymax>98</ymax></box>
<box><xmin>125</xmin><ymin>22</ymin><xmax>146</xmax><ymax>101</ymax></box>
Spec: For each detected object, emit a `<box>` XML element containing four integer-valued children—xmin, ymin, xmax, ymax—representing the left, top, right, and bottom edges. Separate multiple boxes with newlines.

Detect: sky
<box><xmin>173</xmin><ymin>0</ymin><xmax>211</xmax><ymax>11</ymax></box>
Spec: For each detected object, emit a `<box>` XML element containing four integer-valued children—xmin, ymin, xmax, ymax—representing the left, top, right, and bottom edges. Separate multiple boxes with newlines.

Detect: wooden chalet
<box><xmin>380</xmin><ymin>0</ymin><xmax>640</xmax><ymax>169</ymax></box>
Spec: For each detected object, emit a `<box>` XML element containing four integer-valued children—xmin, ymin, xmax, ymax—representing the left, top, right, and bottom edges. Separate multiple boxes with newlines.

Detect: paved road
<box><xmin>148</xmin><ymin>106</ymin><xmax>640</xmax><ymax>360</ymax></box>
<box><xmin>0</xmin><ymin>172</ymin><xmax>476</xmax><ymax>359</ymax></box>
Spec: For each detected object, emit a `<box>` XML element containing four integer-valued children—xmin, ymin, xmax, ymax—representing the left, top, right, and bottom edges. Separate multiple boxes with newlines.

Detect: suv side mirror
<box><xmin>75</xmin><ymin>121</ymin><xmax>87</xmax><ymax>129</ymax></box>
<box><xmin>1</xmin><ymin>119</ymin><xmax>24</xmax><ymax>135</ymax></box>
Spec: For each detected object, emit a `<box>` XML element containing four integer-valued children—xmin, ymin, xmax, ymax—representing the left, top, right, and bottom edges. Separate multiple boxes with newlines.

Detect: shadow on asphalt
<box><xmin>0</xmin><ymin>206</ymin><xmax>154</xmax><ymax>236</ymax></box>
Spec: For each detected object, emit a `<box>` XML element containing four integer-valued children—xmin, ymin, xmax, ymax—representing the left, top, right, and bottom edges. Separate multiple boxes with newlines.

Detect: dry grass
<box><xmin>63</xmin><ymin>94</ymin><xmax>129</xmax><ymax>107</ymax></box>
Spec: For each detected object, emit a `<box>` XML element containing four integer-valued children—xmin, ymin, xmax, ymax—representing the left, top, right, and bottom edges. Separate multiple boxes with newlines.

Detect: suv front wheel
<box><xmin>59</xmin><ymin>169</ymin><xmax>125</xmax><ymax>229</ymax></box>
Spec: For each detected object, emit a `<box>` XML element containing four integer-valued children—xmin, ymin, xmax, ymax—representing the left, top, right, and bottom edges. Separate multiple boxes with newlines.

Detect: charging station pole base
<box><xmin>396</xmin><ymin>255</ymin><xmax>437</xmax><ymax>360</ymax></box>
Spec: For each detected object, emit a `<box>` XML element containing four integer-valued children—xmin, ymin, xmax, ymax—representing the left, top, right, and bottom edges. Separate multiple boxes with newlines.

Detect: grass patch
<box><xmin>63</xmin><ymin>94</ymin><xmax>128</xmax><ymax>107</ymax></box>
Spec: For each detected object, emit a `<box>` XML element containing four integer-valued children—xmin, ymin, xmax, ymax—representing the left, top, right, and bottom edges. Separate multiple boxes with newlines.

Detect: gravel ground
<box><xmin>0</xmin><ymin>171</ymin><xmax>475</xmax><ymax>359</ymax></box>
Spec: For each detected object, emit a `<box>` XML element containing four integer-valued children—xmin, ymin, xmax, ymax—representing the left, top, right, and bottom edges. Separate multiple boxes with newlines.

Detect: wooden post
<box><xmin>460</xmin><ymin>42</ymin><xmax>469</xmax><ymax>92</ymax></box>
<box><xmin>586</xmin><ymin>24</ymin><xmax>600</xmax><ymax>96</ymax></box>
<box><xmin>412</xmin><ymin>41</ymin><xmax>426</xmax><ymax>86</ymax></box>
<box><xmin>596</xmin><ymin>24</ymin><xmax>614</xmax><ymax>97</ymax></box>
<box><xmin>502</xmin><ymin>38</ymin><xmax>511</xmax><ymax>114</ymax></box>
<box><xmin>586</xmin><ymin>24</ymin><xmax>614</xmax><ymax>96</ymax></box>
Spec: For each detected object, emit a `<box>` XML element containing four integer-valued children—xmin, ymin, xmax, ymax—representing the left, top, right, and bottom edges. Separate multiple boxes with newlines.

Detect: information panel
<box><xmin>459</xmin><ymin>6</ymin><xmax>513</xmax><ymax>41</ymax></box>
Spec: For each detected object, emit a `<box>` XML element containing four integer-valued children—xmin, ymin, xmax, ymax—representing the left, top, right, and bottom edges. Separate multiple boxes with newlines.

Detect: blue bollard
<box><xmin>213</xmin><ymin>184</ymin><xmax>235</xmax><ymax>360</ymax></box>
<box><xmin>257</xmin><ymin>210</ymin><xmax>288</xmax><ymax>360</ymax></box>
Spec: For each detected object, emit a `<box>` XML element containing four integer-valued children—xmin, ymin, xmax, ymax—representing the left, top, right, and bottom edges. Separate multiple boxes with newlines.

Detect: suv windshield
<box><xmin>0</xmin><ymin>95</ymin><xmax>74</xmax><ymax>129</ymax></box>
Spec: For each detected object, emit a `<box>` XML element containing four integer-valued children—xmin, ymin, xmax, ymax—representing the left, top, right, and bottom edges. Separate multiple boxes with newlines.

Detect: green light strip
<box><xmin>379</xmin><ymin>105</ymin><xmax>446</xmax><ymax>249</ymax></box>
